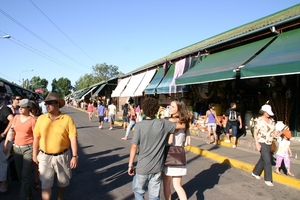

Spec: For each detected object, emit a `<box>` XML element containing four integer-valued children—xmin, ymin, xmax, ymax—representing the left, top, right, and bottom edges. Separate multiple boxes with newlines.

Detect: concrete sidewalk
<box><xmin>187</xmin><ymin>127</ymin><xmax>300</xmax><ymax>190</ymax></box>
<box><xmin>73</xmin><ymin>106</ymin><xmax>300</xmax><ymax>190</ymax></box>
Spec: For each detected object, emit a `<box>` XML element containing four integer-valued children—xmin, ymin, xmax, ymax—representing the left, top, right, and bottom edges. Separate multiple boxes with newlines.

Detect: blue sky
<box><xmin>0</xmin><ymin>0</ymin><xmax>299</xmax><ymax>91</ymax></box>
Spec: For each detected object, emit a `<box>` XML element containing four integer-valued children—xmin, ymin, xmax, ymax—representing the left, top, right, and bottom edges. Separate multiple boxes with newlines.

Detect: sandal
<box><xmin>288</xmin><ymin>172</ymin><xmax>295</xmax><ymax>177</ymax></box>
<box><xmin>274</xmin><ymin>170</ymin><xmax>281</xmax><ymax>174</ymax></box>
<box><xmin>34</xmin><ymin>182</ymin><xmax>41</xmax><ymax>191</ymax></box>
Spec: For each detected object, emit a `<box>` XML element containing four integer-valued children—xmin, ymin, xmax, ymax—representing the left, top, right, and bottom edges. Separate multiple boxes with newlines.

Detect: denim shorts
<box><xmin>225</xmin><ymin>123</ymin><xmax>238</xmax><ymax>137</ymax></box>
<box><xmin>132</xmin><ymin>172</ymin><xmax>162</xmax><ymax>200</ymax></box>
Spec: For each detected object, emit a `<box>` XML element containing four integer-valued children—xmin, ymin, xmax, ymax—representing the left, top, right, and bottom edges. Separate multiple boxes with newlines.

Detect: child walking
<box><xmin>274</xmin><ymin>129</ymin><xmax>294</xmax><ymax>176</ymax></box>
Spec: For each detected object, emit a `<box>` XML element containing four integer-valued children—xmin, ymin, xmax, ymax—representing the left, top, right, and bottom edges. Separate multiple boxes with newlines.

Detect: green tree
<box><xmin>74</xmin><ymin>74</ymin><xmax>96</xmax><ymax>91</ymax></box>
<box><xmin>74</xmin><ymin>63</ymin><xmax>124</xmax><ymax>91</ymax></box>
<box><xmin>92</xmin><ymin>63</ymin><xmax>123</xmax><ymax>82</ymax></box>
<box><xmin>28</xmin><ymin>76</ymin><xmax>48</xmax><ymax>95</ymax></box>
<box><xmin>51</xmin><ymin>77</ymin><xmax>72</xmax><ymax>97</ymax></box>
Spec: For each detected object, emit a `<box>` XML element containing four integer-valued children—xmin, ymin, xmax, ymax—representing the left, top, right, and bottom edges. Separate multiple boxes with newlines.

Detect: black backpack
<box><xmin>228</xmin><ymin>109</ymin><xmax>237</xmax><ymax>121</ymax></box>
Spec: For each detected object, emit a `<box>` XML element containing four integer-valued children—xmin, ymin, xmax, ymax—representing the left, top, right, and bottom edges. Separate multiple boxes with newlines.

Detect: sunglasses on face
<box><xmin>15</xmin><ymin>98</ymin><xmax>22</xmax><ymax>101</ymax></box>
<box><xmin>44</xmin><ymin>101</ymin><xmax>57</xmax><ymax>106</ymax></box>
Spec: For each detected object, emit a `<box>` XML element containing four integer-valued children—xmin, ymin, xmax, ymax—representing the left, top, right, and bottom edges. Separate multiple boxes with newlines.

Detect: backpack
<box><xmin>228</xmin><ymin>109</ymin><xmax>237</xmax><ymax>121</ymax></box>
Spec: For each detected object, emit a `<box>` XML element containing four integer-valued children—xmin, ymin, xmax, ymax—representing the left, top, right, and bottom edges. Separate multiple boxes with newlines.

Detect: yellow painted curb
<box><xmin>185</xmin><ymin>145</ymin><xmax>300</xmax><ymax>190</ymax></box>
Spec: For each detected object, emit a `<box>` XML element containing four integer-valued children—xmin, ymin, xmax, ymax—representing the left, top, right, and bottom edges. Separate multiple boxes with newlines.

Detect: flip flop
<box><xmin>274</xmin><ymin>170</ymin><xmax>281</xmax><ymax>174</ymax></box>
<box><xmin>288</xmin><ymin>173</ymin><xmax>295</xmax><ymax>177</ymax></box>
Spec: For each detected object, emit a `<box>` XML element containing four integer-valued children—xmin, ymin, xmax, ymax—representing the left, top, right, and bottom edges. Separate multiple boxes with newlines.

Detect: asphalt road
<box><xmin>3</xmin><ymin>107</ymin><xmax>299</xmax><ymax>200</ymax></box>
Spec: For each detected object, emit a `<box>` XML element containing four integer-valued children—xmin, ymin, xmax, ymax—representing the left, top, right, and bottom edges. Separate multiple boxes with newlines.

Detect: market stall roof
<box><xmin>120</xmin><ymin>72</ymin><xmax>146</xmax><ymax>97</ymax></box>
<box><xmin>156</xmin><ymin>64</ymin><xmax>188</xmax><ymax>94</ymax></box>
<box><xmin>74</xmin><ymin>87</ymin><xmax>91</xmax><ymax>99</ymax></box>
<box><xmin>241</xmin><ymin>28</ymin><xmax>300</xmax><ymax>79</ymax></box>
<box><xmin>175</xmin><ymin>37</ymin><xmax>274</xmax><ymax>85</ymax></box>
<box><xmin>145</xmin><ymin>67</ymin><xmax>164</xmax><ymax>95</ymax></box>
<box><xmin>91</xmin><ymin>84</ymin><xmax>107</xmax><ymax>99</ymax></box>
<box><xmin>111</xmin><ymin>77</ymin><xmax>131</xmax><ymax>97</ymax></box>
<box><xmin>81</xmin><ymin>86</ymin><xmax>97</xmax><ymax>100</ymax></box>
<box><xmin>133</xmin><ymin>69</ymin><xmax>157</xmax><ymax>97</ymax></box>
<box><xmin>126</xmin><ymin>5</ymin><xmax>300</xmax><ymax>75</ymax></box>
<box><xmin>4</xmin><ymin>84</ymin><xmax>13</xmax><ymax>95</ymax></box>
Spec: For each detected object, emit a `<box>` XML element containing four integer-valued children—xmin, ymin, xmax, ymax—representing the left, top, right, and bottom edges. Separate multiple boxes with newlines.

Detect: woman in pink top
<box><xmin>87</xmin><ymin>101</ymin><xmax>94</xmax><ymax>122</ymax></box>
<box><xmin>4</xmin><ymin>99</ymin><xmax>36</xmax><ymax>199</ymax></box>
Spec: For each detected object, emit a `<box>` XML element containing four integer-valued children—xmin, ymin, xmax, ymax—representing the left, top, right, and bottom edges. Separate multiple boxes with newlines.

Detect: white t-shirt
<box><xmin>276</xmin><ymin>138</ymin><xmax>290</xmax><ymax>157</ymax></box>
<box><xmin>108</xmin><ymin>104</ymin><xmax>116</xmax><ymax>115</ymax></box>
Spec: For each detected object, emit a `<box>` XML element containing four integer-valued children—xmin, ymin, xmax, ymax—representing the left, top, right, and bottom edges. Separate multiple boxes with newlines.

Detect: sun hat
<box><xmin>261</xmin><ymin>104</ymin><xmax>274</xmax><ymax>116</ymax></box>
<box><xmin>44</xmin><ymin>92</ymin><xmax>65</xmax><ymax>108</ymax></box>
<box><xmin>282</xmin><ymin>130</ymin><xmax>292</xmax><ymax>139</ymax></box>
<box><xmin>18</xmin><ymin>99</ymin><xmax>32</xmax><ymax>108</ymax></box>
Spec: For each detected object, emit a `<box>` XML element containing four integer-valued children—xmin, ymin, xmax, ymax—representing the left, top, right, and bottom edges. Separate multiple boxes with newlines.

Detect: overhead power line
<box><xmin>29</xmin><ymin>0</ymin><xmax>98</xmax><ymax>64</ymax></box>
<box><xmin>0</xmin><ymin>30</ymin><xmax>86</xmax><ymax>74</ymax></box>
<box><xmin>0</xmin><ymin>8</ymin><xmax>91</xmax><ymax>69</ymax></box>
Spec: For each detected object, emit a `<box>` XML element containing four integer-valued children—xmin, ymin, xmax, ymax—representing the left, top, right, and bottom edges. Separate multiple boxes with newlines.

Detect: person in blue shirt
<box><xmin>97</xmin><ymin>102</ymin><xmax>106</xmax><ymax>129</ymax></box>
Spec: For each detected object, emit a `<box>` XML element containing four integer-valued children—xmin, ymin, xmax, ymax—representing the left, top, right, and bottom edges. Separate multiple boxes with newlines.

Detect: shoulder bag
<box><xmin>164</xmin><ymin>145</ymin><xmax>186</xmax><ymax>166</ymax></box>
<box><xmin>270</xmin><ymin>140</ymin><xmax>277</xmax><ymax>153</ymax></box>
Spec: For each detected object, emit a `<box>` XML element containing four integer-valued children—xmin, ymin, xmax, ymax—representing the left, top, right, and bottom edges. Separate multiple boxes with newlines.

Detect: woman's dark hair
<box><xmin>209</xmin><ymin>103</ymin><xmax>215</xmax><ymax>109</ymax></box>
<box><xmin>142</xmin><ymin>97</ymin><xmax>159</xmax><ymax>118</ymax></box>
<box><xmin>258</xmin><ymin>109</ymin><xmax>265</xmax><ymax>116</ymax></box>
<box><xmin>30</xmin><ymin>100</ymin><xmax>42</xmax><ymax>117</ymax></box>
<box><xmin>128</xmin><ymin>97</ymin><xmax>134</xmax><ymax>104</ymax></box>
<box><xmin>171</xmin><ymin>98</ymin><xmax>191</xmax><ymax>130</ymax></box>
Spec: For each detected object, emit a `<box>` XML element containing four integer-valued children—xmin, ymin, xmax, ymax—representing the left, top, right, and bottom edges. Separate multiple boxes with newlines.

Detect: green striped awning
<box><xmin>175</xmin><ymin>37</ymin><xmax>274</xmax><ymax>85</ymax></box>
<box><xmin>241</xmin><ymin>28</ymin><xmax>300</xmax><ymax>79</ymax></box>
<box><xmin>145</xmin><ymin>67</ymin><xmax>164</xmax><ymax>94</ymax></box>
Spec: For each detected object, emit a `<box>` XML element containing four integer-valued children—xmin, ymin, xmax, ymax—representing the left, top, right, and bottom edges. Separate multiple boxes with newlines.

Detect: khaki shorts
<box><xmin>37</xmin><ymin>149</ymin><xmax>72</xmax><ymax>189</ymax></box>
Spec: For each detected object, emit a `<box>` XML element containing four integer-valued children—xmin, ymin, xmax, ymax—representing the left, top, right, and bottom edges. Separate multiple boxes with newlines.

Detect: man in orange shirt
<box><xmin>33</xmin><ymin>92</ymin><xmax>78</xmax><ymax>200</ymax></box>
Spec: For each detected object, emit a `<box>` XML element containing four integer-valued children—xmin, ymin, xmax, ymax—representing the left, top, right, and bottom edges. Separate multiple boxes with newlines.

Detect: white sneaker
<box><xmin>251</xmin><ymin>172</ymin><xmax>261</xmax><ymax>180</ymax></box>
<box><xmin>232</xmin><ymin>145</ymin><xmax>236</xmax><ymax>149</ymax></box>
<box><xmin>109</xmin><ymin>127</ymin><xmax>113</xmax><ymax>130</ymax></box>
<box><xmin>224</xmin><ymin>140</ymin><xmax>230</xmax><ymax>143</ymax></box>
<box><xmin>99</xmin><ymin>126</ymin><xmax>102</xmax><ymax>129</ymax></box>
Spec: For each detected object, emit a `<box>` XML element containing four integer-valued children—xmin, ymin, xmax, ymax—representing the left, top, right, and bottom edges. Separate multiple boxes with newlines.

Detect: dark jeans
<box><xmin>253</xmin><ymin>143</ymin><xmax>272</xmax><ymax>182</ymax></box>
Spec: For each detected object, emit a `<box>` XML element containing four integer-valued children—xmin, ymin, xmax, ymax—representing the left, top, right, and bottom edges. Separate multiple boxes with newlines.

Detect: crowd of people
<box><xmin>1</xmin><ymin>91</ymin><xmax>291</xmax><ymax>199</ymax></box>
<box><xmin>0</xmin><ymin>92</ymin><xmax>78</xmax><ymax>200</ymax></box>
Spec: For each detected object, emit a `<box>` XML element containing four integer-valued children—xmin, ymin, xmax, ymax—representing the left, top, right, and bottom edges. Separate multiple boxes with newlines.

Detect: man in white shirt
<box><xmin>39</xmin><ymin>100</ymin><xmax>47</xmax><ymax>114</ymax></box>
<box><xmin>107</xmin><ymin>100</ymin><xmax>117</xmax><ymax>130</ymax></box>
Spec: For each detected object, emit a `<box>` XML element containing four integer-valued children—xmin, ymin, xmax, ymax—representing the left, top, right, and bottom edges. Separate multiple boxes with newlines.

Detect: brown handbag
<box><xmin>164</xmin><ymin>145</ymin><xmax>186</xmax><ymax>166</ymax></box>
<box><xmin>270</xmin><ymin>140</ymin><xmax>277</xmax><ymax>153</ymax></box>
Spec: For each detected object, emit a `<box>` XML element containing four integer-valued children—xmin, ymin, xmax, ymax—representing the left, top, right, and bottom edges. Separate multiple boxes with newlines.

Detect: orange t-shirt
<box><xmin>13</xmin><ymin>115</ymin><xmax>36</xmax><ymax>146</ymax></box>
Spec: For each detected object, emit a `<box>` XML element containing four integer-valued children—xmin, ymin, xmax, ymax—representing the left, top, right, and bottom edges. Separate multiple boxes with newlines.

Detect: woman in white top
<box><xmin>163</xmin><ymin>98</ymin><xmax>191</xmax><ymax>200</ymax></box>
<box><xmin>252</xmin><ymin>104</ymin><xmax>278</xmax><ymax>187</ymax></box>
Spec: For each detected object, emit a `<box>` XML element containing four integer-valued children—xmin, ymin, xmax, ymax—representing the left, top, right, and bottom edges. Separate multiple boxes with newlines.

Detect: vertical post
<box><xmin>293</xmin><ymin>75</ymin><xmax>299</xmax><ymax>137</ymax></box>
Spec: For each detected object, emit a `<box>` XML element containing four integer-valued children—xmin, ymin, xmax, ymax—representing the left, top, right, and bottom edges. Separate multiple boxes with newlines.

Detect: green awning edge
<box><xmin>145</xmin><ymin>67</ymin><xmax>164</xmax><ymax>94</ymax></box>
<box><xmin>176</xmin><ymin>37</ymin><xmax>275</xmax><ymax>86</ymax></box>
<box><xmin>241</xmin><ymin>28</ymin><xmax>300</xmax><ymax>79</ymax></box>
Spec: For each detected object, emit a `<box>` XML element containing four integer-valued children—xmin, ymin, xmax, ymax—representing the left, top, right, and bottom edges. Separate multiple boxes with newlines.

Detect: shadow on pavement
<box><xmin>183</xmin><ymin>159</ymin><xmax>231</xmax><ymax>200</ymax></box>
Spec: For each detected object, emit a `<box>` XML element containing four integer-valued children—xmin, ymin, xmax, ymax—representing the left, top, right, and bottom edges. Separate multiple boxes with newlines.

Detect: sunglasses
<box><xmin>15</xmin><ymin>98</ymin><xmax>22</xmax><ymax>101</ymax></box>
<box><xmin>44</xmin><ymin>101</ymin><xmax>57</xmax><ymax>106</ymax></box>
